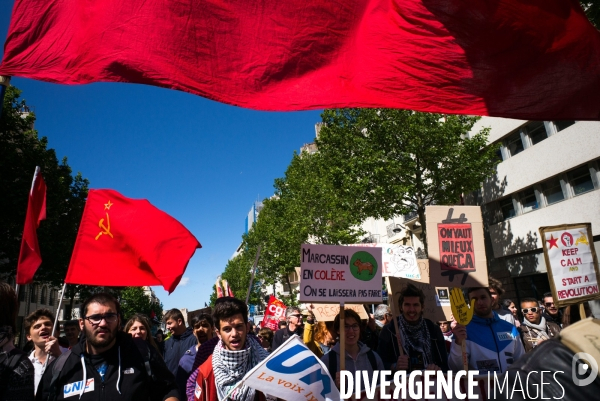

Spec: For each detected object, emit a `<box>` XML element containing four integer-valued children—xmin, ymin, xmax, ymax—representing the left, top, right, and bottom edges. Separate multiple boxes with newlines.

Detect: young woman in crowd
<box><xmin>124</xmin><ymin>314</ymin><xmax>161</xmax><ymax>353</ymax></box>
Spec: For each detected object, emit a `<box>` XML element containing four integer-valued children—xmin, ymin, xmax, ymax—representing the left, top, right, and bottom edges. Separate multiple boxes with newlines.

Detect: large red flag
<box><xmin>66</xmin><ymin>189</ymin><xmax>200</xmax><ymax>293</ymax></box>
<box><xmin>1</xmin><ymin>1</ymin><xmax>599</xmax><ymax>119</ymax></box>
<box><xmin>16</xmin><ymin>166</ymin><xmax>47</xmax><ymax>284</ymax></box>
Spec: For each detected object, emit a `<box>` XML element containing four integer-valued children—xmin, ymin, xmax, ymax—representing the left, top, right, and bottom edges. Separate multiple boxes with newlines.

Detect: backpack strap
<box><xmin>366</xmin><ymin>350</ymin><xmax>377</xmax><ymax>371</ymax></box>
<box><xmin>133</xmin><ymin>339</ymin><xmax>153</xmax><ymax>381</ymax></box>
<box><xmin>328</xmin><ymin>350</ymin><xmax>337</xmax><ymax>376</ymax></box>
<box><xmin>48</xmin><ymin>350</ymin><xmax>71</xmax><ymax>401</ymax></box>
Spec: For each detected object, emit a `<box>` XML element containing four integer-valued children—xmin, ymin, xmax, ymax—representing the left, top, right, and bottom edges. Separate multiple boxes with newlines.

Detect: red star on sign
<box><xmin>547</xmin><ymin>234</ymin><xmax>558</xmax><ymax>249</ymax></box>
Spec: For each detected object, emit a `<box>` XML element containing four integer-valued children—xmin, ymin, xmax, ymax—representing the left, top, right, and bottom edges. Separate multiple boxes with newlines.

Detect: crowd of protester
<box><xmin>1</xmin><ymin>277</ymin><xmax>598</xmax><ymax>401</ymax></box>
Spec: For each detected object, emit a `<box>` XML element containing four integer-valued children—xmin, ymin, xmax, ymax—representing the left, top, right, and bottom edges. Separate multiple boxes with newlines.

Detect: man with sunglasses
<box><xmin>35</xmin><ymin>293</ymin><xmax>178</xmax><ymax>401</ymax></box>
<box><xmin>271</xmin><ymin>307</ymin><xmax>304</xmax><ymax>351</ymax></box>
<box><xmin>541</xmin><ymin>292</ymin><xmax>563</xmax><ymax>327</ymax></box>
<box><xmin>519</xmin><ymin>297</ymin><xmax>560</xmax><ymax>353</ymax></box>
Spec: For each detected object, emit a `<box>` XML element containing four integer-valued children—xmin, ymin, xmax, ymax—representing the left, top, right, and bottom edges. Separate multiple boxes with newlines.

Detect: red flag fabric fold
<box><xmin>16</xmin><ymin>166</ymin><xmax>47</xmax><ymax>285</ymax></box>
<box><xmin>66</xmin><ymin>189</ymin><xmax>200</xmax><ymax>293</ymax></box>
<box><xmin>1</xmin><ymin>0</ymin><xmax>599</xmax><ymax>119</ymax></box>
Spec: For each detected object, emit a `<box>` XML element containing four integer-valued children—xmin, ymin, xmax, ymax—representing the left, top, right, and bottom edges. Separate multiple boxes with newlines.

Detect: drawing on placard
<box><xmin>387</xmin><ymin>244</ymin><xmax>420</xmax><ymax>279</ymax></box>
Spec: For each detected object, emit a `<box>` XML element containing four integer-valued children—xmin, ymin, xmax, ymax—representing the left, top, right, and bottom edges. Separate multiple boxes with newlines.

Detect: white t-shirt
<box><xmin>29</xmin><ymin>350</ymin><xmax>55</xmax><ymax>394</ymax></box>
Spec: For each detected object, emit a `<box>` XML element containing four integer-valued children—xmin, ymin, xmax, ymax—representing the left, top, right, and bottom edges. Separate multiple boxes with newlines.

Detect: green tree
<box><xmin>0</xmin><ymin>86</ymin><xmax>90</xmax><ymax>289</ymax></box>
<box><xmin>240</xmin><ymin>151</ymin><xmax>364</xmax><ymax>306</ymax></box>
<box><xmin>316</xmin><ymin>109</ymin><xmax>499</xmax><ymax>256</ymax></box>
<box><xmin>119</xmin><ymin>286</ymin><xmax>163</xmax><ymax>322</ymax></box>
<box><xmin>582</xmin><ymin>1</ymin><xmax>600</xmax><ymax>28</ymax></box>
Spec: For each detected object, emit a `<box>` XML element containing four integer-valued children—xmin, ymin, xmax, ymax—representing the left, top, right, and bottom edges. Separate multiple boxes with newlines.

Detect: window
<box><xmin>505</xmin><ymin>132</ymin><xmax>524</xmax><ymax>157</ymax></box>
<box><xmin>48</xmin><ymin>290</ymin><xmax>55</xmax><ymax>307</ymax></box>
<box><xmin>542</xmin><ymin>178</ymin><xmax>565</xmax><ymax>205</ymax></box>
<box><xmin>500</xmin><ymin>198</ymin><xmax>516</xmax><ymax>220</ymax></box>
<box><xmin>519</xmin><ymin>188</ymin><xmax>539</xmax><ymax>213</ymax></box>
<box><xmin>554</xmin><ymin>120</ymin><xmax>575</xmax><ymax>132</ymax></box>
<box><xmin>18</xmin><ymin>286</ymin><xmax>25</xmax><ymax>302</ymax></box>
<box><xmin>495</xmin><ymin>146</ymin><xmax>503</xmax><ymax>162</ymax></box>
<box><xmin>568</xmin><ymin>166</ymin><xmax>594</xmax><ymax>195</ymax></box>
<box><xmin>30</xmin><ymin>285</ymin><xmax>37</xmax><ymax>303</ymax></box>
<box><xmin>40</xmin><ymin>287</ymin><xmax>47</xmax><ymax>305</ymax></box>
<box><xmin>526</xmin><ymin>122</ymin><xmax>548</xmax><ymax>145</ymax></box>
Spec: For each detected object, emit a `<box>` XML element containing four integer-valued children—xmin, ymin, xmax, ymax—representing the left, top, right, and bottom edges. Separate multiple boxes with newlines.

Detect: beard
<box><xmin>84</xmin><ymin>325</ymin><xmax>117</xmax><ymax>349</ymax></box>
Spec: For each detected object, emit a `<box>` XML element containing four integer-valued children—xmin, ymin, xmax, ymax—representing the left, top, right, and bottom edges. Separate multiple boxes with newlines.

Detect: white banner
<box><xmin>300</xmin><ymin>244</ymin><xmax>383</xmax><ymax>303</ymax></box>
<box><xmin>347</xmin><ymin>243</ymin><xmax>420</xmax><ymax>279</ymax></box>
<box><xmin>540</xmin><ymin>223</ymin><xmax>600</xmax><ymax>307</ymax></box>
<box><xmin>229</xmin><ymin>335</ymin><xmax>340</xmax><ymax>401</ymax></box>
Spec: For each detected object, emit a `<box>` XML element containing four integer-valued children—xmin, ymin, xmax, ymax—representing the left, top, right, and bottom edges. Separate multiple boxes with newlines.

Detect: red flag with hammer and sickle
<box><xmin>66</xmin><ymin>189</ymin><xmax>200</xmax><ymax>293</ymax></box>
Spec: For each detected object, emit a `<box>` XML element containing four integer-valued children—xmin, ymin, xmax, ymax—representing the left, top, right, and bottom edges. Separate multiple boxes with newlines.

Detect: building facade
<box><xmin>467</xmin><ymin>118</ymin><xmax>600</xmax><ymax>302</ymax></box>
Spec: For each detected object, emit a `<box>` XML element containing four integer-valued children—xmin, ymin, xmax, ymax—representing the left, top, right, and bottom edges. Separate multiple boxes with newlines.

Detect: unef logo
<box><xmin>349</xmin><ymin>251</ymin><xmax>378</xmax><ymax>281</ymax></box>
<box><xmin>561</xmin><ymin>232</ymin><xmax>574</xmax><ymax>247</ymax></box>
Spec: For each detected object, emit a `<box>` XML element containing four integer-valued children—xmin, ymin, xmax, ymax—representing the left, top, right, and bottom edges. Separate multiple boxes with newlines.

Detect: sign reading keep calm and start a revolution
<box><xmin>299</xmin><ymin>244</ymin><xmax>383</xmax><ymax>303</ymax></box>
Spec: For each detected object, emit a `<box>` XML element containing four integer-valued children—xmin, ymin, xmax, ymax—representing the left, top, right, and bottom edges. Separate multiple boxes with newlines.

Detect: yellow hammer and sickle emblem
<box><xmin>95</xmin><ymin>213</ymin><xmax>114</xmax><ymax>240</ymax></box>
<box><xmin>575</xmin><ymin>231</ymin><xmax>589</xmax><ymax>246</ymax></box>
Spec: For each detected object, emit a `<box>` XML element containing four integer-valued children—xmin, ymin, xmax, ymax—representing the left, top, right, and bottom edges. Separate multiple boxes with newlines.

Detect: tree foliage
<box><xmin>119</xmin><ymin>286</ymin><xmax>163</xmax><ymax>322</ymax></box>
<box><xmin>0</xmin><ymin>86</ymin><xmax>90</xmax><ymax>288</ymax></box>
<box><xmin>238</xmin><ymin>151</ymin><xmax>364</xmax><ymax>306</ymax></box>
<box><xmin>582</xmin><ymin>0</ymin><xmax>600</xmax><ymax>28</ymax></box>
<box><xmin>316</xmin><ymin>109</ymin><xmax>499</xmax><ymax>255</ymax></box>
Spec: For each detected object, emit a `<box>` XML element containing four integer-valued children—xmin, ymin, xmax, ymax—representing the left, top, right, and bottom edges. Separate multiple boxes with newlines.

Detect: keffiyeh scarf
<box><xmin>398</xmin><ymin>315</ymin><xmax>433</xmax><ymax>367</ymax></box>
<box><xmin>213</xmin><ymin>335</ymin><xmax>269</xmax><ymax>401</ymax></box>
<box><xmin>522</xmin><ymin>317</ymin><xmax>551</xmax><ymax>344</ymax></box>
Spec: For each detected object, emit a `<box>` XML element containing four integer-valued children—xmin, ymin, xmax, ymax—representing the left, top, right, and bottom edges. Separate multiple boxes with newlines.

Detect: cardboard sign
<box><xmin>300</xmin><ymin>244</ymin><xmax>383</xmax><ymax>303</ymax></box>
<box><xmin>261</xmin><ymin>296</ymin><xmax>287</xmax><ymax>330</ymax></box>
<box><xmin>228</xmin><ymin>335</ymin><xmax>340</xmax><ymax>401</ymax></box>
<box><xmin>186</xmin><ymin>307</ymin><xmax>211</xmax><ymax>327</ymax></box>
<box><xmin>347</xmin><ymin>243</ymin><xmax>420</xmax><ymax>279</ymax></box>
<box><xmin>311</xmin><ymin>304</ymin><xmax>369</xmax><ymax>322</ymax></box>
<box><xmin>540</xmin><ymin>223</ymin><xmax>600</xmax><ymax>308</ymax></box>
<box><xmin>387</xmin><ymin>275</ymin><xmax>452</xmax><ymax>323</ymax></box>
<box><xmin>426</xmin><ymin>206</ymin><xmax>488</xmax><ymax>288</ymax></box>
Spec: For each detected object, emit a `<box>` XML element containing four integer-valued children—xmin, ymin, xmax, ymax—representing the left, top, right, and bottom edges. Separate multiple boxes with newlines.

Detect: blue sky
<box><xmin>1</xmin><ymin>2</ymin><xmax>322</xmax><ymax>312</ymax></box>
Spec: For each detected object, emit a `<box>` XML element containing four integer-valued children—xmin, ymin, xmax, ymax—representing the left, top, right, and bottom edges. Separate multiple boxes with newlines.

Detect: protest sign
<box><xmin>348</xmin><ymin>243</ymin><xmax>420</xmax><ymax>279</ymax></box>
<box><xmin>387</xmin><ymin>274</ymin><xmax>452</xmax><ymax>323</ymax></box>
<box><xmin>311</xmin><ymin>304</ymin><xmax>369</xmax><ymax>322</ymax></box>
<box><xmin>261</xmin><ymin>295</ymin><xmax>287</xmax><ymax>330</ymax></box>
<box><xmin>300</xmin><ymin>244</ymin><xmax>382</xmax><ymax>303</ymax></box>
<box><xmin>539</xmin><ymin>223</ymin><xmax>600</xmax><ymax>307</ymax></box>
<box><xmin>186</xmin><ymin>307</ymin><xmax>211</xmax><ymax>326</ymax></box>
<box><xmin>229</xmin><ymin>335</ymin><xmax>339</xmax><ymax>401</ymax></box>
<box><xmin>426</xmin><ymin>206</ymin><xmax>488</xmax><ymax>288</ymax></box>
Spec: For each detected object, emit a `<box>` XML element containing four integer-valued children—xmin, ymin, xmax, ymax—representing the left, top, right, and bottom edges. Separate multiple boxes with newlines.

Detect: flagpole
<box><xmin>339</xmin><ymin>302</ymin><xmax>345</xmax><ymax>372</ymax></box>
<box><xmin>385</xmin><ymin>277</ymin><xmax>404</xmax><ymax>357</ymax></box>
<box><xmin>52</xmin><ymin>282</ymin><xmax>67</xmax><ymax>335</ymax></box>
<box><xmin>0</xmin><ymin>76</ymin><xmax>10</xmax><ymax>119</ymax></box>
<box><xmin>245</xmin><ymin>245</ymin><xmax>261</xmax><ymax>305</ymax></box>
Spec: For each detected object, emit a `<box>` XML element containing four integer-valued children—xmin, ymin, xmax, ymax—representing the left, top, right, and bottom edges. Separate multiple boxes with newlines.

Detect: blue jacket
<box><xmin>449</xmin><ymin>312</ymin><xmax>524</xmax><ymax>374</ymax></box>
<box><xmin>164</xmin><ymin>328</ymin><xmax>197</xmax><ymax>377</ymax></box>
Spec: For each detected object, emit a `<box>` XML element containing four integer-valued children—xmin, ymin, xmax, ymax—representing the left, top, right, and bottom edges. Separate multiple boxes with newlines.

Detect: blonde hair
<box><xmin>314</xmin><ymin>321</ymin><xmax>335</xmax><ymax>345</ymax></box>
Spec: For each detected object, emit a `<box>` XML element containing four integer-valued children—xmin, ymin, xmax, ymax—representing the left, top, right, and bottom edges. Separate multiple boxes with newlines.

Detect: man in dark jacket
<box><xmin>271</xmin><ymin>307</ymin><xmax>304</xmax><ymax>351</ymax></box>
<box><xmin>163</xmin><ymin>309</ymin><xmax>197</xmax><ymax>378</ymax></box>
<box><xmin>519</xmin><ymin>297</ymin><xmax>560</xmax><ymax>352</ymax></box>
<box><xmin>377</xmin><ymin>284</ymin><xmax>448</xmax><ymax>372</ymax></box>
<box><xmin>541</xmin><ymin>292</ymin><xmax>563</xmax><ymax>327</ymax></box>
<box><xmin>35</xmin><ymin>293</ymin><xmax>178</xmax><ymax>401</ymax></box>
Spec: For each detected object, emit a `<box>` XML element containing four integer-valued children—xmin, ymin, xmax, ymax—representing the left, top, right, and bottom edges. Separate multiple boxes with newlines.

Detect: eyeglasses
<box><xmin>344</xmin><ymin>324</ymin><xmax>360</xmax><ymax>331</ymax></box>
<box><xmin>84</xmin><ymin>313</ymin><xmax>119</xmax><ymax>325</ymax></box>
<box><xmin>544</xmin><ymin>302</ymin><xmax>555</xmax><ymax>307</ymax></box>
<box><xmin>521</xmin><ymin>307</ymin><xmax>539</xmax><ymax>314</ymax></box>
<box><xmin>290</xmin><ymin>314</ymin><xmax>302</xmax><ymax>319</ymax></box>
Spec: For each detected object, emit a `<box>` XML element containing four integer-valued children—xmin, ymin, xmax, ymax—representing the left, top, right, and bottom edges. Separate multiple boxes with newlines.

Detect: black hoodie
<box><xmin>35</xmin><ymin>331</ymin><xmax>178</xmax><ymax>401</ymax></box>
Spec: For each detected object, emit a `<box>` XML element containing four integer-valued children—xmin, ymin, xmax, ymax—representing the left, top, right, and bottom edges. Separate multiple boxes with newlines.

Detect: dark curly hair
<box><xmin>212</xmin><ymin>297</ymin><xmax>248</xmax><ymax>329</ymax></box>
